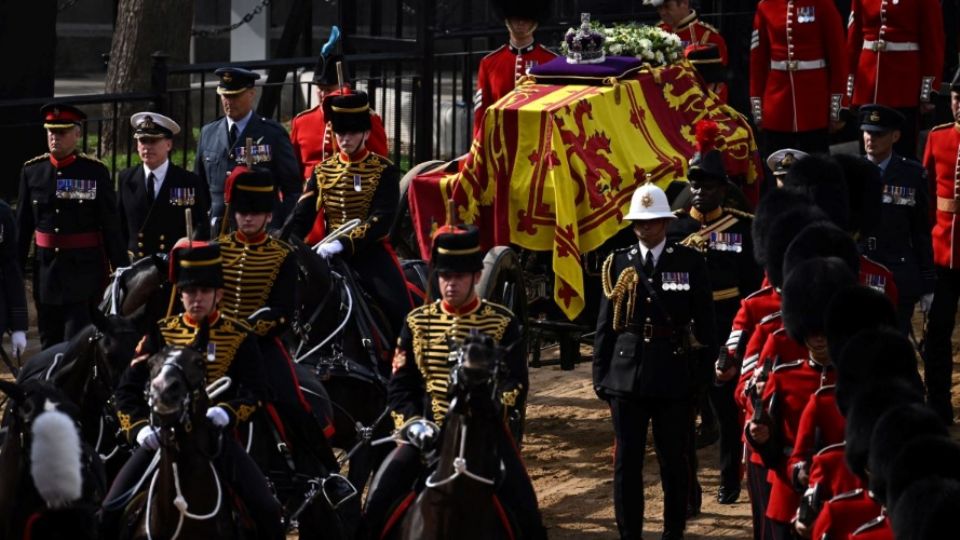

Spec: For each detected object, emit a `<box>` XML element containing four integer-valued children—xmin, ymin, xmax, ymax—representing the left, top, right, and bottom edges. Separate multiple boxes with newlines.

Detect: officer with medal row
<box><xmin>118</xmin><ymin>112</ymin><xmax>210</xmax><ymax>260</ymax></box>
<box><xmin>17</xmin><ymin>104</ymin><xmax>128</xmax><ymax>348</ymax></box>
<box><xmin>595</xmin><ymin>183</ymin><xmax>717</xmax><ymax>540</ymax></box>
<box><xmin>194</xmin><ymin>67</ymin><xmax>299</xmax><ymax>229</ymax></box>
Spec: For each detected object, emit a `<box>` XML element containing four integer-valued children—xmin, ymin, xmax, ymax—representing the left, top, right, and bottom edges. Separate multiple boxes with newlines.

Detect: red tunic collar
<box><xmin>440</xmin><ymin>296</ymin><xmax>481</xmax><ymax>316</ymax></box>
<box><xmin>236</xmin><ymin>230</ymin><xmax>267</xmax><ymax>245</ymax></box>
<box><xmin>49</xmin><ymin>153</ymin><xmax>77</xmax><ymax>169</ymax></box>
<box><xmin>508</xmin><ymin>42</ymin><xmax>537</xmax><ymax>54</ymax></box>
<box><xmin>339</xmin><ymin>148</ymin><xmax>370</xmax><ymax>163</ymax></box>
<box><xmin>184</xmin><ymin>310</ymin><xmax>220</xmax><ymax>328</ymax></box>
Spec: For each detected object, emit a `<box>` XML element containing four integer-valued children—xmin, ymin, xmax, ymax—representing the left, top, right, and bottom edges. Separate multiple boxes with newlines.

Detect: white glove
<box><xmin>206</xmin><ymin>406</ymin><xmax>230</xmax><ymax>428</ymax></box>
<box><xmin>10</xmin><ymin>331</ymin><xmax>26</xmax><ymax>356</ymax></box>
<box><xmin>317</xmin><ymin>240</ymin><xmax>344</xmax><ymax>260</ymax></box>
<box><xmin>136</xmin><ymin>426</ymin><xmax>160</xmax><ymax>450</ymax></box>
<box><xmin>919</xmin><ymin>293</ymin><xmax>935</xmax><ymax>314</ymax></box>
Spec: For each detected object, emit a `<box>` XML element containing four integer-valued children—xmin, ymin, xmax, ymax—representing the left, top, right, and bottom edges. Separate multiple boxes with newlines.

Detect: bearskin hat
<box><xmin>843</xmin><ymin>378</ymin><xmax>924</xmax><ymax>481</ymax></box>
<box><xmin>492</xmin><ymin>0</ymin><xmax>551</xmax><ymax>23</ymax></box>
<box><xmin>834</xmin><ymin>327</ymin><xmax>923</xmax><ymax>415</ymax></box>
<box><xmin>824</xmin><ymin>285</ymin><xmax>897</xmax><ymax>365</ymax></box>
<box><xmin>782</xmin><ymin>222</ymin><xmax>859</xmax><ymax>285</ymax></box>
<box><xmin>764</xmin><ymin>205</ymin><xmax>829</xmax><ymax>289</ymax></box>
<box><xmin>868</xmin><ymin>403</ymin><xmax>947</xmax><ymax>507</ymax></box>
<box><xmin>891</xmin><ymin>477</ymin><xmax>960</xmax><ymax>540</ymax></box>
<box><xmin>751</xmin><ymin>188</ymin><xmax>811</xmax><ymax>266</ymax></box>
<box><xmin>834</xmin><ymin>153</ymin><xmax>883</xmax><ymax>239</ymax></box>
<box><xmin>781</xmin><ymin>257</ymin><xmax>857</xmax><ymax>344</ymax></box>
<box><xmin>887</xmin><ymin>435</ymin><xmax>960</xmax><ymax>513</ymax></box>
<box><xmin>782</xmin><ymin>154</ymin><xmax>850</xmax><ymax>231</ymax></box>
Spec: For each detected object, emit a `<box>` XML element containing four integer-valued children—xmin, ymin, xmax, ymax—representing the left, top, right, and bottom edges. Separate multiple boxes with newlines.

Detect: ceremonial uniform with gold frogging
<box><xmin>289</xmin><ymin>149</ymin><xmax>412</xmax><ymax>338</ymax></box>
<box><xmin>115</xmin><ymin>312</ymin><xmax>266</xmax><ymax>443</ymax></box>
<box><xmin>387</xmin><ymin>297</ymin><xmax>526</xmax><ymax>428</ymax></box>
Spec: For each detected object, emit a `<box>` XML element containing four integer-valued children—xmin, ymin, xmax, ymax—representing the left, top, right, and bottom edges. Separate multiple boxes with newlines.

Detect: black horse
<box><xmin>118</xmin><ymin>339</ymin><xmax>247</xmax><ymax>539</ymax></box>
<box><xmin>400</xmin><ymin>331</ymin><xmax>520</xmax><ymax>540</ymax></box>
<box><xmin>0</xmin><ymin>378</ymin><xmax>103</xmax><ymax>540</ymax></box>
<box><xmin>288</xmin><ymin>236</ymin><xmax>398</xmax><ymax>495</ymax></box>
<box><xmin>14</xmin><ymin>308</ymin><xmax>151</xmax><ymax>481</ymax></box>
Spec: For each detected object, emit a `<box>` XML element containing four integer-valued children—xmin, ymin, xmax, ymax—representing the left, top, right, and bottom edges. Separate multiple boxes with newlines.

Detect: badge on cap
<box><xmin>641</xmin><ymin>193</ymin><xmax>654</xmax><ymax>208</ymax></box>
<box><xmin>869</xmin><ymin>110</ymin><xmax>881</xmax><ymax>123</ymax></box>
<box><xmin>222</xmin><ymin>72</ymin><xmax>233</xmax><ymax>83</ymax></box>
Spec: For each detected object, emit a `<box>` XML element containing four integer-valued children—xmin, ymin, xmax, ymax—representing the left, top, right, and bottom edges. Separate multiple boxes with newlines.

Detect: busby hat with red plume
<box><xmin>688</xmin><ymin>120</ymin><xmax>726</xmax><ymax>181</ymax></box>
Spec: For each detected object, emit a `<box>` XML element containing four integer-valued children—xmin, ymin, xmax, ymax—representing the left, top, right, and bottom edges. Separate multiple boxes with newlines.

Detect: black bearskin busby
<box><xmin>431</xmin><ymin>224</ymin><xmax>484</xmax><ymax>273</ymax></box>
<box><xmin>751</xmin><ymin>188</ymin><xmax>811</xmax><ymax>267</ymax></box>
<box><xmin>227</xmin><ymin>169</ymin><xmax>276</xmax><ymax>214</ymax></box>
<box><xmin>781</xmin><ymin>257</ymin><xmax>856</xmax><ymax>344</ymax></box>
<box><xmin>824</xmin><ymin>285</ymin><xmax>898</xmax><ymax>365</ymax></box>
<box><xmin>843</xmin><ymin>378</ymin><xmax>924</xmax><ymax>481</ymax></box>
<box><xmin>782</xmin><ymin>222</ymin><xmax>860</xmax><ymax>285</ymax></box>
<box><xmin>782</xmin><ymin>154</ymin><xmax>850</xmax><ymax>231</ymax></box>
<box><xmin>834</xmin><ymin>327</ymin><xmax>923</xmax><ymax>415</ymax></box>
<box><xmin>868</xmin><ymin>403</ymin><xmax>947</xmax><ymax>507</ymax></box>
<box><xmin>764</xmin><ymin>205</ymin><xmax>828</xmax><ymax>289</ymax></box>
<box><xmin>324</xmin><ymin>91</ymin><xmax>373</xmax><ymax>134</ymax></box>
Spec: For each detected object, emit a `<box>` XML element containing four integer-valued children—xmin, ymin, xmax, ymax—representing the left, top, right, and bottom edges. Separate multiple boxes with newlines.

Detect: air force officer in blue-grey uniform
<box><xmin>194</xmin><ymin>67</ymin><xmax>300</xmax><ymax>230</ymax></box>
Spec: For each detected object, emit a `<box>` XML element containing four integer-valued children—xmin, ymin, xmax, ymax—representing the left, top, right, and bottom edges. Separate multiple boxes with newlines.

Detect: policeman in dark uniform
<box><xmin>595</xmin><ymin>183</ymin><xmax>717</xmax><ymax>540</ymax></box>
<box><xmin>858</xmin><ymin>104</ymin><xmax>935</xmax><ymax>334</ymax></box>
<box><xmin>0</xmin><ymin>200</ymin><xmax>28</xmax><ymax>358</ymax></box>
<box><xmin>17</xmin><ymin>103</ymin><xmax>128</xmax><ymax>348</ymax></box>
<box><xmin>364</xmin><ymin>224</ymin><xmax>543</xmax><ymax>540</ymax></box>
<box><xmin>669</xmin><ymin>149</ymin><xmax>762</xmax><ymax>507</ymax></box>
<box><xmin>218</xmin><ymin>168</ymin><xmax>342</xmax><ymax>482</ymax></box>
<box><xmin>103</xmin><ymin>241</ymin><xmax>283</xmax><ymax>540</ymax></box>
<box><xmin>287</xmin><ymin>91</ymin><xmax>413</xmax><ymax>343</ymax></box>
<box><xmin>194</xmin><ymin>67</ymin><xmax>300</xmax><ymax>229</ymax></box>
<box><xmin>118</xmin><ymin>112</ymin><xmax>210</xmax><ymax>260</ymax></box>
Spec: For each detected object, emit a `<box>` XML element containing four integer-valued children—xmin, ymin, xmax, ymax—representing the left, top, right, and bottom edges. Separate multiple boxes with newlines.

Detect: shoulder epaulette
<box><xmin>815</xmin><ymin>384</ymin><xmax>836</xmax><ymax>396</ymax></box>
<box><xmin>369</xmin><ymin>152</ymin><xmax>394</xmax><ymax>166</ymax></box>
<box><xmin>482</xmin><ymin>45</ymin><xmax>507</xmax><ymax>60</ymax></box>
<box><xmin>759</xmin><ymin>311</ymin><xmax>782</xmax><ymax>325</ymax></box>
<box><xmin>772</xmin><ymin>359</ymin><xmax>803</xmax><ymax>372</ymax></box>
<box><xmin>815</xmin><ymin>441</ymin><xmax>845</xmax><ymax>456</ymax></box>
<box><xmin>851</xmin><ymin>514</ymin><xmax>886</xmax><ymax>535</ymax></box>
<box><xmin>930</xmin><ymin>122</ymin><xmax>957</xmax><ymax>132</ymax></box>
<box><xmin>76</xmin><ymin>152</ymin><xmax>106</xmax><ymax>165</ymax></box>
<box><xmin>481</xmin><ymin>299</ymin><xmax>516</xmax><ymax>319</ymax></box>
<box><xmin>23</xmin><ymin>153</ymin><xmax>50</xmax><ymax>166</ymax></box>
<box><xmin>699</xmin><ymin>20</ymin><xmax>720</xmax><ymax>33</ymax></box>
<box><xmin>267</xmin><ymin>235</ymin><xmax>294</xmax><ymax>252</ymax></box>
<box><xmin>745</xmin><ymin>286</ymin><xmax>774</xmax><ymax>300</ymax></box>
<box><xmin>294</xmin><ymin>104</ymin><xmax>320</xmax><ymax>118</ymax></box>
<box><xmin>829</xmin><ymin>488</ymin><xmax>863</xmax><ymax>502</ymax></box>
<box><xmin>724</xmin><ymin>207</ymin><xmax>754</xmax><ymax>219</ymax></box>
<box><xmin>219</xmin><ymin>314</ymin><xmax>253</xmax><ymax>333</ymax></box>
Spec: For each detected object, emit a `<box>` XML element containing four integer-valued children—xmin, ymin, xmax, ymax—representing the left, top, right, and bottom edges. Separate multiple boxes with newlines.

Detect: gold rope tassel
<box><xmin>601</xmin><ymin>255</ymin><xmax>639</xmax><ymax>332</ymax></box>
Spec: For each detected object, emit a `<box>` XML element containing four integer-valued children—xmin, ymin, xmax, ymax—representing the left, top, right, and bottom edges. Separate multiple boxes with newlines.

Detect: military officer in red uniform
<box><xmin>473</xmin><ymin>0</ymin><xmax>556</xmax><ymax>138</ymax></box>
<box><xmin>749</xmin><ymin>0</ymin><xmax>847</xmax><ymax>157</ymax></box>
<box><xmin>920</xmin><ymin>69</ymin><xmax>960</xmax><ymax>425</ymax></box>
<box><xmin>846</xmin><ymin>0</ymin><xmax>945</xmax><ymax>158</ymax></box>
<box><xmin>652</xmin><ymin>0</ymin><xmax>729</xmax><ymax>102</ymax></box>
<box><xmin>17</xmin><ymin>103</ymin><xmax>128</xmax><ymax>348</ymax></box>
<box><xmin>289</xmin><ymin>54</ymin><xmax>388</xmax><ymax>181</ymax></box>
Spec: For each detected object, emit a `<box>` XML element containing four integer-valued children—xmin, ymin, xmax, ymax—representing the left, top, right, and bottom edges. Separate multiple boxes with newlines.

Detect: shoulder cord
<box><xmin>601</xmin><ymin>255</ymin><xmax>638</xmax><ymax>332</ymax></box>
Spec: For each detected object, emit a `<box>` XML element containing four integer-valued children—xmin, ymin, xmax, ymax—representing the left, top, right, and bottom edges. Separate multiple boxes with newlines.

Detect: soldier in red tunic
<box><xmin>289</xmin><ymin>54</ymin><xmax>388</xmax><ymax>181</ymax></box>
<box><xmin>651</xmin><ymin>0</ymin><xmax>730</xmax><ymax>102</ymax></box>
<box><xmin>846</xmin><ymin>0</ymin><xmax>945</xmax><ymax>158</ymax></box>
<box><xmin>920</xmin><ymin>68</ymin><xmax>960</xmax><ymax>424</ymax></box>
<box><xmin>749</xmin><ymin>0</ymin><xmax>847</xmax><ymax>157</ymax></box>
<box><xmin>473</xmin><ymin>0</ymin><xmax>557</xmax><ymax>138</ymax></box>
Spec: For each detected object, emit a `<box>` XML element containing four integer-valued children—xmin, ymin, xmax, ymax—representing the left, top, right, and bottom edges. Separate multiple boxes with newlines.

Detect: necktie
<box><xmin>643</xmin><ymin>250</ymin><xmax>655</xmax><ymax>276</ymax></box>
<box><xmin>229</xmin><ymin>123</ymin><xmax>239</xmax><ymax>147</ymax></box>
<box><xmin>146</xmin><ymin>172</ymin><xmax>157</xmax><ymax>205</ymax></box>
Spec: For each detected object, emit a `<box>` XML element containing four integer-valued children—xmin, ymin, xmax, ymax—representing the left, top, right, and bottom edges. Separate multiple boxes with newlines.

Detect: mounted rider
<box><xmin>104</xmin><ymin>241</ymin><xmax>283</xmax><ymax>540</ymax></box>
<box><xmin>287</xmin><ymin>90</ymin><xmax>414</xmax><ymax>355</ymax></box>
<box><xmin>363</xmin><ymin>224</ymin><xmax>544</xmax><ymax>540</ymax></box>
<box><xmin>218</xmin><ymin>168</ymin><xmax>344</xmax><ymax>488</ymax></box>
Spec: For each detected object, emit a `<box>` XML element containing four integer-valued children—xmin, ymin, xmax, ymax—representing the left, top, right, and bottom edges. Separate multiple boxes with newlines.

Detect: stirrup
<box><xmin>321</xmin><ymin>473</ymin><xmax>358</xmax><ymax>509</ymax></box>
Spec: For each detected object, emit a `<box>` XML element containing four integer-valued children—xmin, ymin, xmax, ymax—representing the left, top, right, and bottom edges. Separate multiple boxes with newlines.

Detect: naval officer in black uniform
<box><xmin>118</xmin><ymin>112</ymin><xmax>210</xmax><ymax>260</ymax></box>
<box><xmin>194</xmin><ymin>67</ymin><xmax>299</xmax><ymax>229</ymax></box>
<box><xmin>595</xmin><ymin>183</ymin><xmax>718</xmax><ymax>540</ymax></box>
<box><xmin>16</xmin><ymin>103</ymin><xmax>128</xmax><ymax>348</ymax></box>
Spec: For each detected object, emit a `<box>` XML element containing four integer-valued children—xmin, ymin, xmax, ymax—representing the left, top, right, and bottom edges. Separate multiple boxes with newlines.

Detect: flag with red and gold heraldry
<box><xmin>409</xmin><ymin>62</ymin><xmax>761</xmax><ymax>320</ymax></box>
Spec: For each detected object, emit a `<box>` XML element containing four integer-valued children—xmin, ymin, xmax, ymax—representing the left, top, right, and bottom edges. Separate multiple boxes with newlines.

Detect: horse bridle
<box><xmin>423</xmin><ymin>416</ymin><xmax>496</xmax><ymax>489</ymax></box>
<box><xmin>148</xmin><ymin>359</ymin><xmax>202</xmax><ymax>436</ymax></box>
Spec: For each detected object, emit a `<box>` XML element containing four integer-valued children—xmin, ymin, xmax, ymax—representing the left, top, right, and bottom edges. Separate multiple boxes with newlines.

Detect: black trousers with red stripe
<box><xmin>746</xmin><ymin>458</ymin><xmax>776</xmax><ymax>540</ymax></box>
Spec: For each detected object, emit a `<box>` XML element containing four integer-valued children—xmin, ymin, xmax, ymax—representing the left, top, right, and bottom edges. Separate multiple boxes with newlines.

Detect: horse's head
<box><xmin>87</xmin><ymin>306</ymin><xmax>153</xmax><ymax>386</ymax></box>
<box><xmin>451</xmin><ymin>330</ymin><xmax>499</xmax><ymax>393</ymax></box>
<box><xmin>146</xmin><ymin>328</ymin><xmax>209</xmax><ymax>427</ymax></box>
<box><xmin>0</xmin><ymin>379</ymin><xmax>85</xmax><ymax>509</ymax></box>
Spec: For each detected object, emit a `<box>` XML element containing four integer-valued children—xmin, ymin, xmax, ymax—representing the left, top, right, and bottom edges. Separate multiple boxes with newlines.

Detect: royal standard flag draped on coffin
<box><xmin>409</xmin><ymin>62</ymin><xmax>760</xmax><ymax>320</ymax></box>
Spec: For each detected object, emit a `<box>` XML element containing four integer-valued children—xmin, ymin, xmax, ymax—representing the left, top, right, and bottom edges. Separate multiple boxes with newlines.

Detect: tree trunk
<box><xmin>0</xmin><ymin>0</ymin><xmax>57</xmax><ymax>202</ymax></box>
<box><xmin>101</xmin><ymin>0</ymin><xmax>194</xmax><ymax>161</ymax></box>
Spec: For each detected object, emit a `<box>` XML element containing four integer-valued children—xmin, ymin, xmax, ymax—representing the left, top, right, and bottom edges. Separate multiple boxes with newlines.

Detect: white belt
<box><xmin>862</xmin><ymin>39</ymin><xmax>920</xmax><ymax>52</ymax></box>
<box><xmin>770</xmin><ymin>59</ymin><xmax>826</xmax><ymax>71</ymax></box>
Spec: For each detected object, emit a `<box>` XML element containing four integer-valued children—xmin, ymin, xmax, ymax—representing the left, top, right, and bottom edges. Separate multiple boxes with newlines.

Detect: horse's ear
<box><xmin>90</xmin><ymin>305</ymin><xmax>109</xmax><ymax>332</ymax></box>
<box><xmin>191</xmin><ymin>319</ymin><xmax>210</xmax><ymax>355</ymax></box>
<box><xmin>0</xmin><ymin>379</ymin><xmax>25</xmax><ymax>403</ymax></box>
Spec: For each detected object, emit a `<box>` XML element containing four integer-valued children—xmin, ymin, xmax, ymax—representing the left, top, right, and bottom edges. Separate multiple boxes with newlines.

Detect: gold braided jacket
<box><xmin>313</xmin><ymin>151</ymin><xmax>391</xmax><ymax>241</ymax></box>
<box><xmin>158</xmin><ymin>313</ymin><xmax>251</xmax><ymax>386</ymax></box>
<box><xmin>218</xmin><ymin>232</ymin><xmax>292</xmax><ymax>333</ymax></box>
<box><xmin>405</xmin><ymin>299</ymin><xmax>512</xmax><ymax>425</ymax></box>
